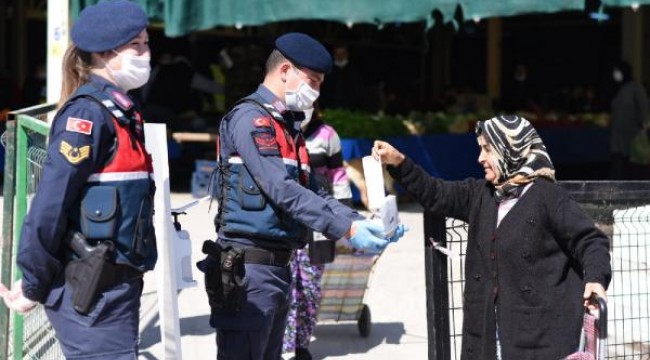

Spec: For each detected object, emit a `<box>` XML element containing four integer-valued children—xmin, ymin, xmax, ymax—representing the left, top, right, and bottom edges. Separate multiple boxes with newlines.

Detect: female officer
<box><xmin>0</xmin><ymin>1</ymin><xmax>157</xmax><ymax>359</ymax></box>
<box><xmin>373</xmin><ymin>115</ymin><xmax>611</xmax><ymax>359</ymax></box>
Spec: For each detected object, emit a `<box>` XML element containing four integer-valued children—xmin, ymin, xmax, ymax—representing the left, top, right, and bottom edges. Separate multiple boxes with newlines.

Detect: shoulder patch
<box><xmin>254</xmin><ymin>117</ymin><xmax>272</xmax><ymax>128</ymax></box>
<box><xmin>66</xmin><ymin>117</ymin><xmax>93</xmax><ymax>135</ymax></box>
<box><xmin>59</xmin><ymin>141</ymin><xmax>91</xmax><ymax>165</ymax></box>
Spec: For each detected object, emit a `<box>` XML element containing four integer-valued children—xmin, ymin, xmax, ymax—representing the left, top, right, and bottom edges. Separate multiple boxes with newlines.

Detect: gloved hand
<box><xmin>0</xmin><ymin>280</ymin><xmax>37</xmax><ymax>315</ymax></box>
<box><xmin>349</xmin><ymin>219</ymin><xmax>389</xmax><ymax>252</ymax></box>
<box><xmin>388</xmin><ymin>224</ymin><xmax>409</xmax><ymax>243</ymax></box>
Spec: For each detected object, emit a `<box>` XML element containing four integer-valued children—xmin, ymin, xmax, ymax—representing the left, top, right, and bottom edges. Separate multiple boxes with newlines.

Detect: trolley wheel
<box><xmin>357</xmin><ymin>304</ymin><xmax>372</xmax><ymax>337</ymax></box>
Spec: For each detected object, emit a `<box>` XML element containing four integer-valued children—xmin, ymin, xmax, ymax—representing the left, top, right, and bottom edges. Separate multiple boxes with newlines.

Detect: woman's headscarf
<box><xmin>475</xmin><ymin>115</ymin><xmax>556</xmax><ymax>202</ymax></box>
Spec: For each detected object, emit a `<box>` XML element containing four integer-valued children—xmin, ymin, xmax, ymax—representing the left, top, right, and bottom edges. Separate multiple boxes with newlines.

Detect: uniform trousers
<box><xmin>45</xmin><ymin>279</ymin><xmax>143</xmax><ymax>359</ymax></box>
<box><xmin>211</xmin><ymin>262</ymin><xmax>292</xmax><ymax>360</ymax></box>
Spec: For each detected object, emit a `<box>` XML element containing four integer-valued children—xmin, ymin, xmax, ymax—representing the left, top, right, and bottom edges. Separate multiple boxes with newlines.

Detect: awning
<box><xmin>601</xmin><ymin>0</ymin><xmax>650</xmax><ymax>6</ymax></box>
<box><xmin>69</xmin><ymin>0</ymin><xmax>649</xmax><ymax>37</ymax></box>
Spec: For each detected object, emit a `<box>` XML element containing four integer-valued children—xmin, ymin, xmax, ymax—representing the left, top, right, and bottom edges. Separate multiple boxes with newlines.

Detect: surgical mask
<box><xmin>106</xmin><ymin>51</ymin><xmax>151</xmax><ymax>91</ymax></box>
<box><xmin>301</xmin><ymin>107</ymin><xmax>314</xmax><ymax>131</ymax></box>
<box><xmin>334</xmin><ymin>59</ymin><xmax>348</xmax><ymax>68</ymax></box>
<box><xmin>285</xmin><ymin>67</ymin><xmax>319</xmax><ymax>111</ymax></box>
<box><xmin>613</xmin><ymin>69</ymin><xmax>624</xmax><ymax>83</ymax></box>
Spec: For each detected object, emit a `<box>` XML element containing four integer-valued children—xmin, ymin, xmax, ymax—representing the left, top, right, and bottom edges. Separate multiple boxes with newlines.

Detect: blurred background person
<box><xmin>609</xmin><ymin>60</ymin><xmax>649</xmax><ymax>179</ymax></box>
<box><xmin>319</xmin><ymin>45</ymin><xmax>363</xmax><ymax>110</ymax></box>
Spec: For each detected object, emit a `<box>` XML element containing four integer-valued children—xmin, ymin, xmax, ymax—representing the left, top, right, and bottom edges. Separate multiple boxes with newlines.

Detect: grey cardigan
<box><xmin>389</xmin><ymin>158</ymin><xmax>611</xmax><ymax>360</ymax></box>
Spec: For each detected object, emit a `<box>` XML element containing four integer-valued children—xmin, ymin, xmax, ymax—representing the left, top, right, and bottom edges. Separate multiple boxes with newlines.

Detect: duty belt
<box><xmin>244</xmin><ymin>248</ymin><xmax>294</xmax><ymax>267</ymax></box>
<box><xmin>103</xmin><ymin>262</ymin><xmax>144</xmax><ymax>285</ymax></box>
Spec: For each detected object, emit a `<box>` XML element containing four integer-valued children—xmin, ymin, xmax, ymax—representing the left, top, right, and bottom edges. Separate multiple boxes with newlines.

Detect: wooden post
<box><xmin>622</xmin><ymin>8</ymin><xmax>643</xmax><ymax>82</ymax></box>
<box><xmin>486</xmin><ymin>18</ymin><xmax>502</xmax><ymax>103</ymax></box>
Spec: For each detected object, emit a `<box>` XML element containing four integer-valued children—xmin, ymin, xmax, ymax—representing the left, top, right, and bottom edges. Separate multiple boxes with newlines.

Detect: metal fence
<box><xmin>425</xmin><ymin>181</ymin><xmax>650</xmax><ymax>360</ymax></box>
<box><xmin>1</xmin><ymin>103</ymin><xmax>65</xmax><ymax>359</ymax></box>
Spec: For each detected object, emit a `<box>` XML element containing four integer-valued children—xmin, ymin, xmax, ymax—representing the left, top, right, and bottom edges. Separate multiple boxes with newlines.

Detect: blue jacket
<box><xmin>17</xmin><ymin>75</ymin><xmax>156</xmax><ymax>303</ymax></box>
<box><xmin>216</xmin><ymin>85</ymin><xmax>362</xmax><ymax>250</ymax></box>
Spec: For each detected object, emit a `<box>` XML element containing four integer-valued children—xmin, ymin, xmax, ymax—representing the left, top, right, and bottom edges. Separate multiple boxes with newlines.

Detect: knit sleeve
<box><xmin>550</xmin><ymin>189</ymin><xmax>612</xmax><ymax>288</ymax></box>
<box><xmin>387</xmin><ymin>157</ymin><xmax>480</xmax><ymax>222</ymax></box>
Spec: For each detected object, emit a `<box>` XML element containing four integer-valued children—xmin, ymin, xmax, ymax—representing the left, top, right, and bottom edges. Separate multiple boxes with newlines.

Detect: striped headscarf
<box><xmin>475</xmin><ymin>115</ymin><xmax>556</xmax><ymax>202</ymax></box>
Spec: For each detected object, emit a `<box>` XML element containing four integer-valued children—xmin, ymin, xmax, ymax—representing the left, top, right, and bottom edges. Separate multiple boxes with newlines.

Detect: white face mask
<box><xmin>285</xmin><ymin>67</ymin><xmax>319</xmax><ymax>111</ymax></box>
<box><xmin>301</xmin><ymin>107</ymin><xmax>314</xmax><ymax>131</ymax></box>
<box><xmin>613</xmin><ymin>69</ymin><xmax>624</xmax><ymax>83</ymax></box>
<box><xmin>334</xmin><ymin>59</ymin><xmax>348</xmax><ymax>68</ymax></box>
<box><xmin>106</xmin><ymin>51</ymin><xmax>151</xmax><ymax>91</ymax></box>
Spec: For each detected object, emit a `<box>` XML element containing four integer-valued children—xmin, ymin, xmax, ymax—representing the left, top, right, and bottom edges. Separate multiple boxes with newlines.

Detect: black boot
<box><xmin>295</xmin><ymin>347</ymin><xmax>312</xmax><ymax>360</ymax></box>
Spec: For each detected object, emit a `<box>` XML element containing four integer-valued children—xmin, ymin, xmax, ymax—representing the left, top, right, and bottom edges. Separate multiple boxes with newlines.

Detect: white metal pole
<box><xmin>145</xmin><ymin>123</ymin><xmax>183</xmax><ymax>359</ymax></box>
<box><xmin>46</xmin><ymin>0</ymin><xmax>69</xmax><ymax>105</ymax></box>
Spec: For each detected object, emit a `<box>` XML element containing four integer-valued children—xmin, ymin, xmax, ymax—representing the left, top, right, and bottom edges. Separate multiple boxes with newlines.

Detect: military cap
<box><xmin>71</xmin><ymin>0</ymin><xmax>148</xmax><ymax>53</ymax></box>
<box><xmin>275</xmin><ymin>33</ymin><xmax>333</xmax><ymax>74</ymax></box>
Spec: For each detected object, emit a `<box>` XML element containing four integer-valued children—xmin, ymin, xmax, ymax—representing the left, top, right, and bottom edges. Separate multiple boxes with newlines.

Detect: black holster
<box><xmin>197</xmin><ymin>240</ymin><xmax>246</xmax><ymax>313</ymax></box>
<box><xmin>64</xmin><ymin>231</ymin><xmax>115</xmax><ymax>315</ymax></box>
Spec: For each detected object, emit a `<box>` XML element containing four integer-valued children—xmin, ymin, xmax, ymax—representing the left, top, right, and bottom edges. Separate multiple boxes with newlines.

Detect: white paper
<box><xmin>362</xmin><ymin>155</ymin><xmax>386</xmax><ymax>210</ymax></box>
<box><xmin>377</xmin><ymin>195</ymin><xmax>399</xmax><ymax>237</ymax></box>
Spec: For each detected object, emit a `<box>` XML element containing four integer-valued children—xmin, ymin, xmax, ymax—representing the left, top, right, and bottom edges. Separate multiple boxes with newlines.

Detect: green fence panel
<box><xmin>1</xmin><ymin>120</ymin><xmax>16</xmax><ymax>360</ymax></box>
<box><xmin>2</xmin><ymin>104</ymin><xmax>64</xmax><ymax>359</ymax></box>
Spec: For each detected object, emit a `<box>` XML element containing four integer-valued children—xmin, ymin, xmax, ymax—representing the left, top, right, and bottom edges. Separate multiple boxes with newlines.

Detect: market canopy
<box><xmin>71</xmin><ymin>0</ymin><xmax>650</xmax><ymax>37</ymax></box>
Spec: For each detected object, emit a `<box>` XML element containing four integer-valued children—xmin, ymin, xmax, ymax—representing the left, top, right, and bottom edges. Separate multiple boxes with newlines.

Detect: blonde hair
<box><xmin>58</xmin><ymin>45</ymin><xmax>93</xmax><ymax>108</ymax></box>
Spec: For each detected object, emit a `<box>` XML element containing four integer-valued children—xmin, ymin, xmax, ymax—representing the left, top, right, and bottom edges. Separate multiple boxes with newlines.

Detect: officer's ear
<box><xmin>279</xmin><ymin>63</ymin><xmax>292</xmax><ymax>83</ymax></box>
<box><xmin>91</xmin><ymin>51</ymin><xmax>115</xmax><ymax>67</ymax></box>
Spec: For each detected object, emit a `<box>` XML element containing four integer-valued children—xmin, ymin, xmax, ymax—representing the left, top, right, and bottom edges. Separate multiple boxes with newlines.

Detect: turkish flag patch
<box><xmin>254</xmin><ymin>117</ymin><xmax>272</xmax><ymax>127</ymax></box>
<box><xmin>66</xmin><ymin>117</ymin><xmax>93</xmax><ymax>135</ymax></box>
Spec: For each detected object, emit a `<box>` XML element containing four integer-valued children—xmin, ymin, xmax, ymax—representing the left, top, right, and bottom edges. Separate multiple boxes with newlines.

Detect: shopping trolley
<box><xmin>317</xmin><ymin>241</ymin><xmax>380</xmax><ymax>337</ymax></box>
<box><xmin>563</xmin><ymin>294</ymin><xmax>608</xmax><ymax>360</ymax></box>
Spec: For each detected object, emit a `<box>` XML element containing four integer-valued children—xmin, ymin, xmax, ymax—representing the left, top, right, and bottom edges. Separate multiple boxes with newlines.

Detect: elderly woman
<box><xmin>373</xmin><ymin>115</ymin><xmax>611</xmax><ymax>360</ymax></box>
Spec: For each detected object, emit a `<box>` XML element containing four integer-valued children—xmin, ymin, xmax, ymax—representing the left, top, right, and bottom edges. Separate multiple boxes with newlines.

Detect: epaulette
<box><xmin>70</xmin><ymin>84</ymin><xmax>134</xmax><ymax>126</ymax></box>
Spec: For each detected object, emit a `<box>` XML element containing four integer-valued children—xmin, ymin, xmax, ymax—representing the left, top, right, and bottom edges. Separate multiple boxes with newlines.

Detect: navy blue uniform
<box><xmin>17</xmin><ymin>75</ymin><xmax>153</xmax><ymax>359</ymax></box>
<box><xmin>211</xmin><ymin>85</ymin><xmax>362</xmax><ymax>359</ymax></box>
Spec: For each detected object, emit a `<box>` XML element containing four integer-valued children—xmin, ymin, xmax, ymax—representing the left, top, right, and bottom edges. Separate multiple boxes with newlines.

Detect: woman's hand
<box><xmin>372</xmin><ymin>140</ymin><xmax>405</xmax><ymax>166</ymax></box>
<box><xmin>583</xmin><ymin>282</ymin><xmax>606</xmax><ymax>310</ymax></box>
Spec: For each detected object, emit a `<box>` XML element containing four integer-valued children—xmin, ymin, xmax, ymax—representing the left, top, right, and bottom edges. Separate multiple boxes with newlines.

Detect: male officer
<box><xmin>203</xmin><ymin>32</ymin><xmax>402</xmax><ymax>359</ymax></box>
<box><xmin>0</xmin><ymin>1</ymin><xmax>155</xmax><ymax>358</ymax></box>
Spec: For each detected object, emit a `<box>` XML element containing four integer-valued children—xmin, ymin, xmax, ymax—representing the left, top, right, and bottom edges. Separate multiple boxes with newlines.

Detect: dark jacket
<box><xmin>389</xmin><ymin>158</ymin><xmax>611</xmax><ymax>360</ymax></box>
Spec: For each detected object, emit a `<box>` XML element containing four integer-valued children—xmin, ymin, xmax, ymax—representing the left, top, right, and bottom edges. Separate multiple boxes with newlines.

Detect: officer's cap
<box><xmin>71</xmin><ymin>0</ymin><xmax>148</xmax><ymax>53</ymax></box>
<box><xmin>275</xmin><ymin>33</ymin><xmax>332</xmax><ymax>74</ymax></box>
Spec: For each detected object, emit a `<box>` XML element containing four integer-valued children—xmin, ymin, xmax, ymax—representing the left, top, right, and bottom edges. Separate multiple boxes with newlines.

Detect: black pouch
<box><xmin>80</xmin><ymin>186</ymin><xmax>119</xmax><ymax>240</ymax></box>
<box><xmin>308</xmin><ymin>231</ymin><xmax>336</xmax><ymax>265</ymax></box>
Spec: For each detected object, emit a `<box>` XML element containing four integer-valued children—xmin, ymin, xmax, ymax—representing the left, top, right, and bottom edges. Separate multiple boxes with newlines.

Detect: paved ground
<box><xmin>138</xmin><ymin>193</ymin><xmax>428</xmax><ymax>360</ymax></box>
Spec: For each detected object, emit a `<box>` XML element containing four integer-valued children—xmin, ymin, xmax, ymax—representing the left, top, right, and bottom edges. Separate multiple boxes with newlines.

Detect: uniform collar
<box><xmin>255</xmin><ymin>84</ymin><xmax>286</xmax><ymax>114</ymax></box>
<box><xmin>255</xmin><ymin>84</ymin><xmax>305</xmax><ymax>125</ymax></box>
<box><xmin>88</xmin><ymin>74</ymin><xmax>134</xmax><ymax>112</ymax></box>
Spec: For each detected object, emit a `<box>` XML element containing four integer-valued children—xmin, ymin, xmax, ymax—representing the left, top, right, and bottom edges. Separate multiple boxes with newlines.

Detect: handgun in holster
<box><xmin>199</xmin><ymin>240</ymin><xmax>246</xmax><ymax>313</ymax></box>
<box><xmin>64</xmin><ymin>230</ymin><xmax>115</xmax><ymax>315</ymax></box>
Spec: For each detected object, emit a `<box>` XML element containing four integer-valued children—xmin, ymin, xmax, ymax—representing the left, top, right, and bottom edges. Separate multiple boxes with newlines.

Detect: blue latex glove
<box><xmin>388</xmin><ymin>224</ymin><xmax>409</xmax><ymax>243</ymax></box>
<box><xmin>349</xmin><ymin>220</ymin><xmax>389</xmax><ymax>252</ymax></box>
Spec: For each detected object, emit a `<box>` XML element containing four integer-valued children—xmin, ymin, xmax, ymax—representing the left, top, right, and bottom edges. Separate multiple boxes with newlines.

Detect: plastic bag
<box><xmin>630</xmin><ymin>129</ymin><xmax>650</xmax><ymax>165</ymax></box>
